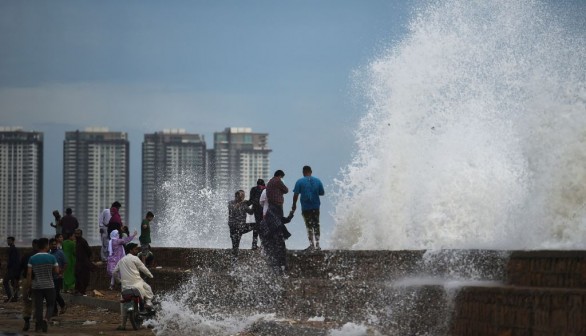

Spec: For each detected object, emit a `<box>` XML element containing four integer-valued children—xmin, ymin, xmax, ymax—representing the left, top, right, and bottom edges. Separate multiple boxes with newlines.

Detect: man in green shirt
<box><xmin>139</xmin><ymin>212</ymin><xmax>155</xmax><ymax>265</ymax></box>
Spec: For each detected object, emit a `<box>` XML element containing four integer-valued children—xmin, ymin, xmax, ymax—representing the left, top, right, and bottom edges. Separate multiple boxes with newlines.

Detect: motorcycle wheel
<box><xmin>129</xmin><ymin>301</ymin><xmax>139</xmax><ymax>330</ymax></box>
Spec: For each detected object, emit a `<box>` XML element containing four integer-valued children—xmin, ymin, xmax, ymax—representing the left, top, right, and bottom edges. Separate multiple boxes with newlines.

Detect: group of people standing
<box><xmin>2</xmin><ymin>229</ymin><xmax>92</xmax><ymax>332</ymax></box>
<box><xmin>228</xmin><ymin>165</ymin><xmax>325</xmax><ymax>276</ymax></box>
<box><xmin>0</xmin><ymin>200</ymin><xmax>156</xmax><ymax>333</ymax></box>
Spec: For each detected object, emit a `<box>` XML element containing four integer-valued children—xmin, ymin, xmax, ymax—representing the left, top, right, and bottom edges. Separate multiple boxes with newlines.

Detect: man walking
<box><xmin>3</xmin><ymin>236</ymin><xmax>20</xmax><ymax>302</ymax></box>
<box><xmin>27</xmin><ymin>238</ymin><xmax>59</xmax><ymax>332</ymax></box>
<box><xmin>266</xmin><ymin>170</ymin><xmax>288</xmax><ymax>218</ymax></box>
<box><xmin>49</xmin><ymin>238</ymin><xmax>67</xmax><ymax>316</ymax></box>
<box><xmin>292</xmin><ymin>165</ymin><xmax>325</xmax><ymax>251</ymax></box>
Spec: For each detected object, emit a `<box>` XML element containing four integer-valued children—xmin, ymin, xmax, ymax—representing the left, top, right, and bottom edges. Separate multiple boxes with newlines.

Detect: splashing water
<box><xmin>152</xmin><ymin>1</ymin><xmax>585</xmax><ymax>334</ymax></box>
<box><xmin>332</xmin><ymin>0</ymin><xmax>586</xmax><ymax>250</ymax></box>
<box><xmin>155</xmin><ymin>172</ymin><xmax>232</xmax><ymax>248</ymax></box>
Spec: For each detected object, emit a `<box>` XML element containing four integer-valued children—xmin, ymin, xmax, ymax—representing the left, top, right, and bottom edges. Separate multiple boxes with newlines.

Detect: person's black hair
<box><xmin>7</xmin><ymin>236</ymin><xmax>15</xmax><ymax>242</ymax></box>
<box><xmin>75</xmin><ymin>229</ymin><xmax>83</xmax><ymax>235</ymax></box>
<box><xmin>49</xmin><ymin>238</ymin><xmax>56</xmax><ymax>245</ymax></box>
<box><xmin>65</xmin><ymin>208</ymin><xmax>73</xmax><ymax>214</ymax></box>
<box><xmin>257</xmin><ymin>179</ymin><xmax>265</xmax><ymax>186</ymax></box>
<box><xmin>37</xmin><ymin>238</ymin><xmax>49</xmax><ymax>250</ymax></box>
<box><xmin>303</xmin><ymin>165</ymin><xmax>312</xmax><ymax>173</ymax></box>
<box><xmin>146</xmin><ymin>211</ymin><xmax>154</xmax><ymax>218</ymax></box>
<box><xmin>112</xmin><ymin>201</ymin><xmax>121</xmax><ymax>208</ymax></box>
<box><xmin>274</xmin><ymin>170</ymin><xmax>285</xmax><ymax>178</ymax></box>
<box><xmin>55</xmin><ymin>233</ymin><xmax>63</xmax><ymax>240</ymax></box>
<box><xmin>125</xmin><ymin>243</ymin><xmax>138</xmax><ymax>254</ymax></box>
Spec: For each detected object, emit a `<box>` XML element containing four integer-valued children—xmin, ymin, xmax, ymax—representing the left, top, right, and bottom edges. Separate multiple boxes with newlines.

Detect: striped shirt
<box><xmin>28</xmin><ymin>252</ymin><xmax>58</xmax><ymax>289</ymax></box>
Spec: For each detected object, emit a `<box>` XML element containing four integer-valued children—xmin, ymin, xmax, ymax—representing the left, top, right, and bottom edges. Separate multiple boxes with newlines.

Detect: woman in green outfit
<box><xmin>62</xmin><ymin>234</ymin><xmax>76</xmax><ymax>291</ymax></box>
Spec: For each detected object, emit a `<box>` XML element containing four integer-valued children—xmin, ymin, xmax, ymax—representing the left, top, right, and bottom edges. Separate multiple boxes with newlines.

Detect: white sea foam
<box><xmin>332</xmin><ymin>0</ymin><xmax>586</xmax><ymax>250</ymax></box>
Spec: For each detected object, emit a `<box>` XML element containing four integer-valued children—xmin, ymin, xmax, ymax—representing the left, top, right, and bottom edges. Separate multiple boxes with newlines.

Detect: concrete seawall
<box><xmin>3</xmin><ymin>247</ymin><xmax>585</xmax><ymax>335</ymax></box>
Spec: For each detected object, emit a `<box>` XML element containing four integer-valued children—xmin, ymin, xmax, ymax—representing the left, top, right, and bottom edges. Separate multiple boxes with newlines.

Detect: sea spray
<box><xmin>333</xmin><ymin>0</ymin><xmax>586</xmax><ymax>250</ymax></box>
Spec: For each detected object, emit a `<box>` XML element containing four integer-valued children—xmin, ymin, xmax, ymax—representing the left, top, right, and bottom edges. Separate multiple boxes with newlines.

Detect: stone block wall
<box><xmin>3</xmin><ymin>246</ymin><xmax>586</xmax><ymax>334</ymax></box>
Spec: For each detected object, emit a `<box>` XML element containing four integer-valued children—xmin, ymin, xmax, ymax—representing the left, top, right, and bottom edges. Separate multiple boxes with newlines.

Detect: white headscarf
<box><xmin>108</xmin><ymin>230</ymin><xmax>119</xmax><ymax>256</ymax></box>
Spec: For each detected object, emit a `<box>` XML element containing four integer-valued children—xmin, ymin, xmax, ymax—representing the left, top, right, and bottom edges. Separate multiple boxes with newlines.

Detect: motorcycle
<box><xmin>119</xmin><ymin>288</ymin><xmax>156</xmax><ymax>330</ymax></box>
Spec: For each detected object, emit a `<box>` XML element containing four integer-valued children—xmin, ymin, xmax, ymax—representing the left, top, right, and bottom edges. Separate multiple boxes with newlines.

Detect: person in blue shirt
<box><xmin>49</xmin><ymin>238</ymin><xmax>67</xmax><ymax>316</ymax></box>
<box><xmin>292</xmin><ymin>166</ymin><xmax>325</xmax><ymax>251</ymax></box>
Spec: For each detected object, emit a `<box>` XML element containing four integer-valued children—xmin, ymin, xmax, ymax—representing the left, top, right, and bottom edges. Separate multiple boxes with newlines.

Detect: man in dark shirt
<box><xmin>249</xmin><ymin>179</ymin><xmax>266</xmax><ymax>250</ymax></box>
<box><xmin>74</xmin><ymin>229</ymin><xmax>92</xmax><ymax>295</ymax></box>
<box><xmin>3</xmin><ymin>236</ymin><xmax>20</xmax><ymax>302</ymax></box>
<box><xmin>60</xmin><ymin>208</ymin><xmax>79</xmax><ymax>237</ymax></box>
<box><xmin>227</xmin><ymin>190</ymin><xmax>254</xmax><ymax>266</ymax></box>
<box><xmin>266</xmin><ymin>170</ymin><xmax>289</xmax><ymax>218</ymax></box>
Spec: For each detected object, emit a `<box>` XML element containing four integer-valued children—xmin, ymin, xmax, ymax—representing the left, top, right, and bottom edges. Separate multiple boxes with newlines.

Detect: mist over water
<box><xmin>332</xmin><ymin>0</ymin><xmax>586</xmax><ymax>250</ymax></box>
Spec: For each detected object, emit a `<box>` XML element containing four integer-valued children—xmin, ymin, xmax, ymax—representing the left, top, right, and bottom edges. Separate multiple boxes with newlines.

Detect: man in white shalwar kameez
<box><xmin>113</xmin><ymin>243</ymin><xmax>154</xmax><ymax>307</ymax></box>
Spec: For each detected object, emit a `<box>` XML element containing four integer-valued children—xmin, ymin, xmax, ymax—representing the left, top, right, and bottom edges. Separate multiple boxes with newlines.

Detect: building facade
<box><xmin>209</xmin><ymin>127</ymin><xmax>271</xmax><ymax>195</ymax></box>
<box><xmin>0</xmin><ymin>127</ymin><xmax>43</xmax><ymax>242</ymax></box>
<box><xmin>63</xmin><ymin>128</ymin><xmax>129</xmax><ymax>244</ymax></box>
<box><xmin>142</xmin><ymin>129</ymin><xmax>206</xmax><ymax>217</ymax></box>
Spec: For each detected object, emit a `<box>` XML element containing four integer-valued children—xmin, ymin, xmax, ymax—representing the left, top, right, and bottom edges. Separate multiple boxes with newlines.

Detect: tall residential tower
<box><xmin>142</xmin><ymin>129</ymin><xmax>206</xmax><ymax>217</ymax></box>
<box><xmin>0</xmin><ymin>127</ymin><xmax>43</xmax><ymax>242</ymax></box>
<box><xmin>63</xmin><ymin>128</ymin><xmax>129</xmax><ymax>243</ymax></box>
<box><xmin>209</xmin><ymin>127</ymin><xmax>271</xmax><ymax>195</ymax></box>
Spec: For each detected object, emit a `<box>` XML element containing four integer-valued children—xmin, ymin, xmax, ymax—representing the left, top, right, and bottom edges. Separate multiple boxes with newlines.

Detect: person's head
<box><xmin>110</xmin><ymin>230</ymin><xmax>119</xmax><ymax>240</ymax></box>
<box><xmin>65</xmin><ymin>208</ymin><xmax>73</xmax><ymax>215</ymax></box>
<box><xmin>55</xmin><ymin>233</ymin><xmax>63</xmax><ymax>243</ymax></box>
<box><xmin>49</xmin><ymin>238</ymin><xmax>58</xmax><ymax>251</ymax></box>
<box><xmin>74</xmin><ymin>229</ymin><xmax>83</xmax><ymax>238</ymax></box>
<box><xmin>37</xmin><ymin>238</ymin><xmax>49</xmax><ymax>252</ymax></box>
<box><xmin>302</xmin><ymin>165</ymin><xmax>312</xmax><ymax>176</ymax></box>
<box><xmin>274</xmin><ymin>170</ymin><xmax>285</xmax><ymax>178</ymax></box>
<box><xmin>256</xmin><ymin>179</ymin><xmax>265</xmax><ymax>187</ymax></box>
<box><xmin>126</xmin><ymin>243</ymin><xmax>140</xmax><ymax>256</ymax></box>
<box><xmin>112</xmin><ymin>201</ymin><xmax>121</xmax><ymax>209</ymax></box>
<box><xmin>139</xmin><ymin>250</ymin><xmax>155</xmax><ymax>266</ymax></box>
<box><xmin>32</xmin><ymin>239</ymin><xmax>39</xmax><ymax>250</ymax></box>
<box><xmin>52</xmin><ymin>210</ymin><xmax>61</xmax><ymax>219</ymax></box>
<box><xmin>7</xmin><ymin>236</ymin><xmax>15</xmax><ymax>246</ymax></box>
<box><xmin>146</xmin><ymin>211</ymin><xmax>154</xmax><ymax>221</ymax></box>
<box><xmin>234</xmin><ymin>190</ymin><xmax>245</xmax><ymax>201</ymax></box>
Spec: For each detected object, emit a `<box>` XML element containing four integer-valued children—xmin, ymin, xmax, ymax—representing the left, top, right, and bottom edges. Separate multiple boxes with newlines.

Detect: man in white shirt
<box><xmin>99</xmin><ymin>201</ymin><xmax>119</xmax><ymax>261</ymax></box>
<box><xmin>113</xmin><ymin>243</ymin><xmax>154</xmax><ymax>308</ymax></box>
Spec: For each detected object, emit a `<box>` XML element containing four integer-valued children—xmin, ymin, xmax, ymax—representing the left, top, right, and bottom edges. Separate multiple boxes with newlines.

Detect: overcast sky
<box><xmin>0</xmin><ymin>0</ymin><xmax>412</xmax><ymax>248</ymax></box>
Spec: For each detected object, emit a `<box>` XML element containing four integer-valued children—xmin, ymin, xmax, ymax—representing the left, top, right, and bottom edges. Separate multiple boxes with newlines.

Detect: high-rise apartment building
<box><xmin>63</xmin><ymin>128</ymin><xmax>129</xmax><ymax>244</ymax></box>
<box><xmin>209</xmin><ymin>127</ymin><xmax>271</xmax><ymax>194</ymax></box>
<box><xmin>0</xmin><ymin>127</ymin><xmax>43</xmax><ymax>242</ymax></box>
<box><xmin>142</xmin><ymin>129</ymin><xmax>207</xmax><ymax>217</ymax></box>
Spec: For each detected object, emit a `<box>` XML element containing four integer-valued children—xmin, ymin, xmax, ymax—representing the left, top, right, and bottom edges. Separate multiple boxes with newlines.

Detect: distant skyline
<box><xmin>0</xmin><ymin>1</ymin><xmax>413</xmax><ymax>248</ymax></box>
